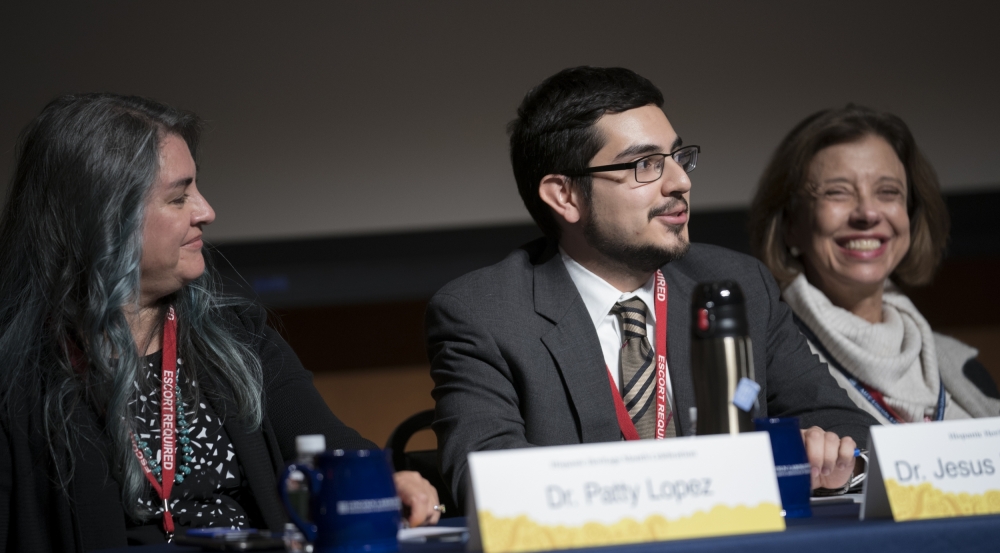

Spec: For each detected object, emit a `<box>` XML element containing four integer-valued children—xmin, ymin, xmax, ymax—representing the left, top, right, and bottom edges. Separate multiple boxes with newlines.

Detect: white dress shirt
<box><xmin>560</xmin><ymin>249</ymin><xmax>674</xmax><ymax>398</ymax></box>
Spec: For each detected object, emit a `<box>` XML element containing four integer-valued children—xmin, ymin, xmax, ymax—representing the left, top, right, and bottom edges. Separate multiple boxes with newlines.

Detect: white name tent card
<box><xmin>862</xmin><ymin>416</ymin><xmax>1000</xmax><ymax>521</ymax></box>
<box><xmin>466</xmin><ymin>433</ymin><xmax>784</xmax><ymax>553</ymax></box>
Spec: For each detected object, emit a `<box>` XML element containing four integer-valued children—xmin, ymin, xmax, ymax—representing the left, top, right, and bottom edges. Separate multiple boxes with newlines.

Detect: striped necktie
<box><xmin>613</xmin><ymin>298</ymin><xmax>676</xmax><ymax>439</ymax></box>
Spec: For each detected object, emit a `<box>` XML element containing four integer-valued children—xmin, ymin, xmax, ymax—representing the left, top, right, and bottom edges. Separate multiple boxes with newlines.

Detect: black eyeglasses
<box><xmin>564</xmin><ymin>145</ymin><xmax>700</xmax><ymax>184</ymax></box>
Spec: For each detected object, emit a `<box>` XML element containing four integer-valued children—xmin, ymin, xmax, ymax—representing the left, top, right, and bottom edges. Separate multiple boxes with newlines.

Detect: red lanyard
<box><xmin>605</xmin><ymin>270</ymin><xmax>672</xmax><ymax>440</ymax></box>
<box><xmin>130</xmin><ymin>306</ymin><xmax>179</xmax><ymax>534</ymax></box>
<box><xmin>863</xmin><ymin>386</ymin><xmax>909</xmax><ymax>422</ymax></box>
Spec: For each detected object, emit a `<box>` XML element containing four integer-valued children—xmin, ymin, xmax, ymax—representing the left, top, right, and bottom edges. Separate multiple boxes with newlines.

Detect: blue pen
<box><xmin>854</xmin><ymin>448</ymin><xmax>861</xmax><ymax>457</ymax></box>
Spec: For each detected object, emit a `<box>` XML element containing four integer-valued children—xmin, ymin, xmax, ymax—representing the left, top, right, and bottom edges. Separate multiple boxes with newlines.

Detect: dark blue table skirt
<box><xmin>566</xmin><ymin>503</ymin><xmax>1000</xmax><ymax>553</ymax></box>
<box><xmin>95</xmin><ymin>504</ymin><xmax>1000</xmax><ymax>553</ymax></box>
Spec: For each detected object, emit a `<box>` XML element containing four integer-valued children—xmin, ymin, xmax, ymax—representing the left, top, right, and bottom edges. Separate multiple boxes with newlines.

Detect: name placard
<box><xmin>862</xmin><ymin>417</ymin><xmax>1000</xmax><ymax>521</ymax></box>
<box><xmin>466</xmin><ymin>434</ymin><xmax>784</xmax><ymax>553</ymax></box>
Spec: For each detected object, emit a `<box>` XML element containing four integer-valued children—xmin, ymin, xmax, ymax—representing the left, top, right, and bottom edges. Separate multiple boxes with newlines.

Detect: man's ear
<box><xmin>538</xmin><ymin>174</ymin><xmax>583</xmax><ymax>225</ymax></box>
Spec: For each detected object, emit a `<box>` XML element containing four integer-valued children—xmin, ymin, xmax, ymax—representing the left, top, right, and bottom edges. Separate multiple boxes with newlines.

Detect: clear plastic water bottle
<box><xmin>287</xmin><ymin>434</ymin><xmax>325</xmax><ymax>522</ymax></box>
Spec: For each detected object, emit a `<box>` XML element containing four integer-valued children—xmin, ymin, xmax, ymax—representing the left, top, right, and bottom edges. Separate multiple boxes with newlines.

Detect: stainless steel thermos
<box><xmin>691</xmin><ymin>281</ymin><xmax>756</xmax><ymax>435</ymax></box>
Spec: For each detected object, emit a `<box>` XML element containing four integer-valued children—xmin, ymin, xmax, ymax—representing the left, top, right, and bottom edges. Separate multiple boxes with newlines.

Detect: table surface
<box><xmin>95</xmin><ymin>504</ymin><xmax>1000</xmax><ymax>553</ymax></box>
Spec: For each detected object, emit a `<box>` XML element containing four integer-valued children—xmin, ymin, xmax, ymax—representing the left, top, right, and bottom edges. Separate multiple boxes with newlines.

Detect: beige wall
<box><xmin>312</xmin><ymin>364</ymin><xmax>437</xmax><ymax>451</ymax></box>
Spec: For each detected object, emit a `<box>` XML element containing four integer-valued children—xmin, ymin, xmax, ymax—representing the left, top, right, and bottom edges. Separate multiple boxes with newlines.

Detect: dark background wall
<box><xmin>2</xmin><ymin>1</ymin><xmax>999</xmax><ymax>243</ymax></box>
<box><xmin>3</xmin><ymin>1</ymin><xmax>999</xmax><ymax>446</ymax></box>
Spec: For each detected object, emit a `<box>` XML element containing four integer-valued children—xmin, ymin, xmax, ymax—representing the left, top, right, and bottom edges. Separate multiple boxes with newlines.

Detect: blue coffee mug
<box><xmin>279</xmin><ymin>449</ymin><xmax>401</xmax><ymax>553</ymax></box>
<box><xmin>753</xmin><ymin>417</ymin><xmax>812</xmax><ymax>518</ymax></box>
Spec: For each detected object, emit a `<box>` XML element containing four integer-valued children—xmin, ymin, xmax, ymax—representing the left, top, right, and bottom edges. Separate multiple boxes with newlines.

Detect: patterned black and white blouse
<box><xmin>126</xmin><ymin>351</ymin><xmax>258</xmax><ymax>537</ymax></box>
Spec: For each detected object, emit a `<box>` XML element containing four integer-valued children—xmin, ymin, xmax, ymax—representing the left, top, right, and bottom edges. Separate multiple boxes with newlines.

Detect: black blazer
<box><xmin>426</xmin><ymin>240</ymin><xmax>878</xmax><ymax>506</ymax></box>
<box><xmin>0</xmin><ymin>304</ymin><xmax>375</xmax><ymax>552</ymax></box>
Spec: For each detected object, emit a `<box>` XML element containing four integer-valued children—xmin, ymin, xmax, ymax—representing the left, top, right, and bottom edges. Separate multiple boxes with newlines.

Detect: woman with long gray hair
<box><xmin>0</xmin><ymin>93</ymin><xmax>439</xmax><ymax>550</ymax></box>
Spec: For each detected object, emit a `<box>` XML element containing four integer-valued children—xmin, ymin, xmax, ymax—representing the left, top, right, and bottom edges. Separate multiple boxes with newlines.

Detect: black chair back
<box><xmin>384</xmin><ymin>409</ymin><xmax>458</xmax><ymax>517</ymax></box>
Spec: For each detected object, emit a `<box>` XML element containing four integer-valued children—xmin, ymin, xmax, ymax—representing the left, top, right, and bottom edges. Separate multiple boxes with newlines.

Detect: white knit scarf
<box><xmin>782</xmin><ymin>274</ymin><xmax>940</xmax><ymax>422</ymax></box>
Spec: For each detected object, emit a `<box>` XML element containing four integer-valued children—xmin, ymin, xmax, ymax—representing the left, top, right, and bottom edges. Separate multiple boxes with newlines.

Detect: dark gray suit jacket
<box><xmin>426</xmin><ymin>239</ymin><xmax>877</xmax><ymax>506</ymax></box>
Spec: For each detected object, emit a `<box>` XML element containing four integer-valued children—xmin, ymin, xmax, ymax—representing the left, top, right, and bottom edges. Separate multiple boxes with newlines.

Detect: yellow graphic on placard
<box><xmin>478</xmin><ymin>503</ymin><xmax>784</xmax><ymax>553</ymax></box>
<box><xmin>885</xmin><ymin>480</ymin><xmax>1000</xmax><ymax>521</ymax></box>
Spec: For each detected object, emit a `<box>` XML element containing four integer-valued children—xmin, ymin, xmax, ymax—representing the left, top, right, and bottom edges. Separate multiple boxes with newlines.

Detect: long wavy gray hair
<box><xmin>0</xmin><ymin>93</ymin><xmax>264</xmax><ymax>520</ymax></box>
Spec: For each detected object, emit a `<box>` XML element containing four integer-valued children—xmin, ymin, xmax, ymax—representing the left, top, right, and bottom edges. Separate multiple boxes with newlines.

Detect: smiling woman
<box><xmin>138</xmin><ymin>134</ymin><xmax>216</xmax><ymax>313</ymax></box>
<box><xmin>0</xmin><ymin>93</ymin><xmax>439</xmax><ymax>551</ymax></box>
<box><xmin>788</xmin><ymin>134</ymin><xmax>911</xmax><ymax>320</ymax></box>
<box><xmin>749</xmin><ymin>105</ymin><xmax>1000</xmax><ymax>426</ymax></box>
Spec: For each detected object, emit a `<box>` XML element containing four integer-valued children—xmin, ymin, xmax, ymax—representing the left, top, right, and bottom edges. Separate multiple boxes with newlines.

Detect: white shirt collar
<box><xmin>560</xmin><ymin>247</ymin><xmax>657</xmax><ymax>328</ymax></box>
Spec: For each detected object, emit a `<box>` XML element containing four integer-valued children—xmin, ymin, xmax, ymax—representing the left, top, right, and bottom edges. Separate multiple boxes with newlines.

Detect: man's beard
<box><xmin>583</xmin><ymin>197</ymin><xmax>691</xmax><ymax>274</ymax></box>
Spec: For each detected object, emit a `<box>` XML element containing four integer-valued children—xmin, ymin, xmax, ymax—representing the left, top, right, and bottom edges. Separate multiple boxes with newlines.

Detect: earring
<box><xmin>789</xmin><ymin>246</ymin><xmax>801</xmax><ymax>257</ymax></box>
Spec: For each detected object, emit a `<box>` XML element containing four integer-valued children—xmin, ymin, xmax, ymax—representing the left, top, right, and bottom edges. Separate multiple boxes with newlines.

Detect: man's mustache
<box><xmin>648</xmin><ymin>197</ymin><xmax>689</xmax><ymax>222</ymax></box>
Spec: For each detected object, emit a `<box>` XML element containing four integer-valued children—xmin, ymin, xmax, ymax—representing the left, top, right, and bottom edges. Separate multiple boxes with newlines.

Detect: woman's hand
<box><xmin>393</xmin><ymin>470</ymin><xmax>442</xmax><ymax>527</ymax></box>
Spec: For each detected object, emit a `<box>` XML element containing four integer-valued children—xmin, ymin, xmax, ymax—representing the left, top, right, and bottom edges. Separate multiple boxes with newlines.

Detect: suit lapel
<box><xmin>534</xmin><ymin>250</ymin><xmax>621</xmax><ymax>443</ymax></box>
<box><xmin>663</xmin><ymin>264</ymin><xmax>697</xmax><ymax>436</ymax></box>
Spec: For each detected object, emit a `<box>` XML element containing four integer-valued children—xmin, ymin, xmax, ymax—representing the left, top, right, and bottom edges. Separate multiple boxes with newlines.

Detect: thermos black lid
<box><xmin>691</xmin><ymin>281</ymin><xmax>748</xmax><ymax>338</ymax></box>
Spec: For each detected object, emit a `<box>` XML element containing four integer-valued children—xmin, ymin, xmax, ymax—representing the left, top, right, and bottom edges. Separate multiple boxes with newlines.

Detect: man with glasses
<box><xmin>426</xmin><ymin>67</ymin><xmax>875</xmax><ymax>507</ymax></box>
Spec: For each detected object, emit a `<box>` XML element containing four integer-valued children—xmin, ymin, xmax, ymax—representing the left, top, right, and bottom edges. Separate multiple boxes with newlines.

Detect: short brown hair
<box><xmin>508</xmin><ymin>66</ymin><xmax>664</xmax><ymax>239</ymax></box>
<box><xmin>749</xmin><ymin>104</ymin><xmax>949</xmax><ymax>288</ymax></box>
